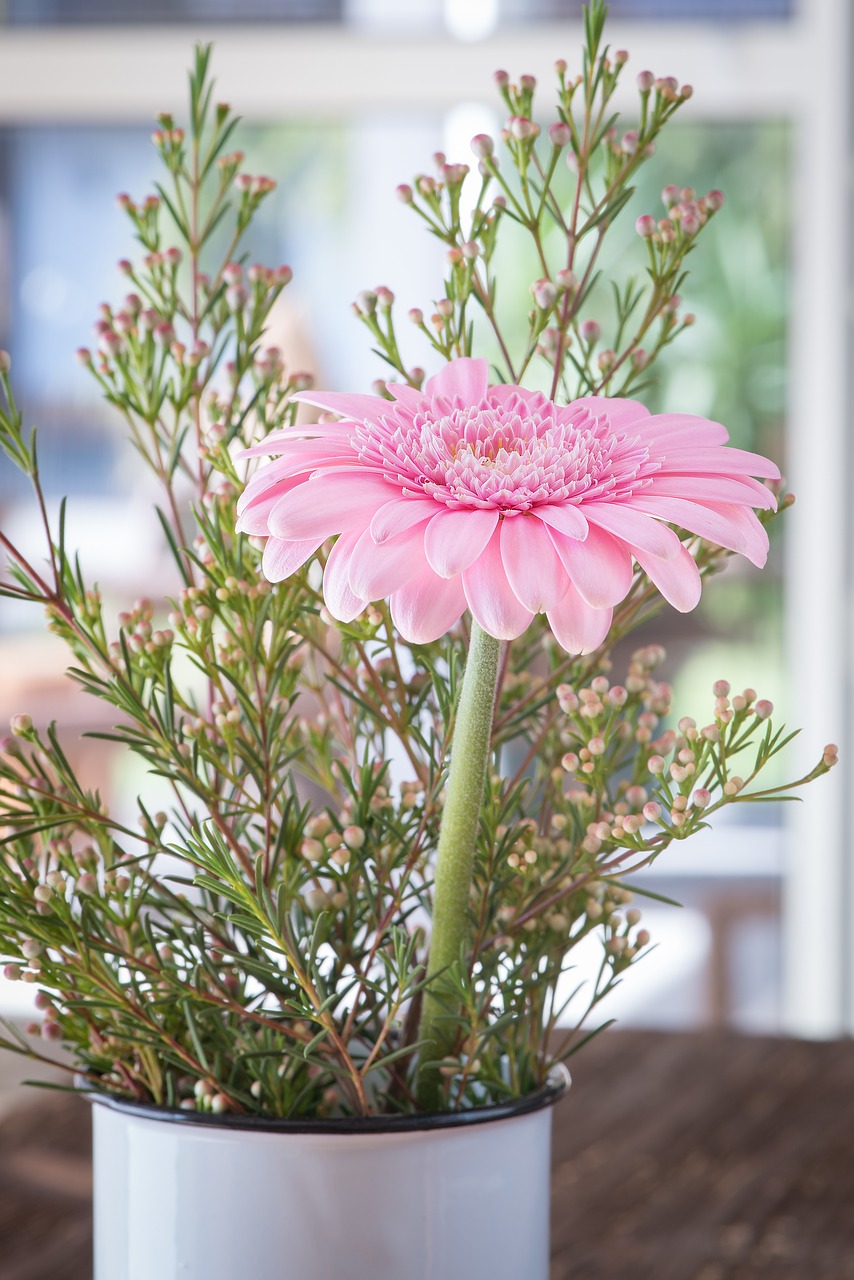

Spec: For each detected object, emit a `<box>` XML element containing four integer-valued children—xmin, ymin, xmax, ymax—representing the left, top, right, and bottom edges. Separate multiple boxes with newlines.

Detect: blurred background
<box><xmin>0</xmin><ymin>0</ymin><xmax>848</xmax><ymax>1068</ymax></box>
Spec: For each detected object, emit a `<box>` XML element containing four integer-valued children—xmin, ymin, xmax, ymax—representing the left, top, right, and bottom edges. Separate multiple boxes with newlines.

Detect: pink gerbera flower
<box><xmin>237</xmin><ymin>357</ymin><xmax>779</xmax><ymax>652</ymax></box>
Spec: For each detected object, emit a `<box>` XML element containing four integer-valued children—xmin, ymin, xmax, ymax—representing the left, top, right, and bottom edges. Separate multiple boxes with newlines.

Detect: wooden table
<box><xmin>1</xmin><ymin>1030</ymin><xmax>852</xmax><ymax>1279</ymax></box>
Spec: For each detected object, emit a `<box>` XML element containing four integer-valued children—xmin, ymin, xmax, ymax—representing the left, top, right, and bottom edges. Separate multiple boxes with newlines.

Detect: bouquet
<box><xmin>0</xmin><ymin>3</ymin><xmax>835</xmax><ymax>1118</ymax></box>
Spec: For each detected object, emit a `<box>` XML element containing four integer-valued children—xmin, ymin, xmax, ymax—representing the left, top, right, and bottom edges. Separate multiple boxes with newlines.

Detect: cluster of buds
<box><xmin>636</xmin><ymin>185</ymin><xmax>725</xmax><ymax>247</ymax></box>
<box><xmin>109</xmin><ymin>598</ymin><xmax>173</xmax><ymax>668</ymax></box>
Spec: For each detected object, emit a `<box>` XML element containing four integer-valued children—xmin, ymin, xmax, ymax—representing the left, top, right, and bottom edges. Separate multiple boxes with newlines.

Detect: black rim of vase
<box><xmin>82</xmin><ymin>1062</ymin><xmax>570</xmax><ymax>1135</ymax></box>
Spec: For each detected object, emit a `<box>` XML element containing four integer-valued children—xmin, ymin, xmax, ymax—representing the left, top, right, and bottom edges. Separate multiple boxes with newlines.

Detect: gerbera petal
<box><xmin>292</xmin><ymin>389</ymin><xmax>387</xmax><ymax>421</ymax></box>
<box><xmin>386</xmin><ymin>382</ymin><xmax>425</xmax><ymax>411</ymax></box>
<box><xmin>655</xmin><ymin>445</ymin><xmax>781</xmax><ymax>480</ymax></box>
<box><xmin>640</xmin><ymin>413</ymin><xmax>729</xmax><ymax>448</ymax></box>
<box><xmin>500</xmin><ymin>515</ymin><xmax>569</xmax><ymax>613</ymax></box>
<box><xmin>261</xmin><ymin>536</ymin><xmax>325</xmax><ymax>582</ymax></box>
<box><xmin>567</xmin><ymin>396</ymin><xmax>651</xmax><ymax>430</ymax></box>
<box><xmin>268</xmin><ymin>473</ymin><xmax>395</xmax><ymax>540</ymax></box>
<box><xmin>390</xmin><ymin>570</ymin><xmax>467</xmax><ymax>645</ymax></box>
<box><xmin>462</xmin><ymin>531</ymin><xmax>535</xmax><ymax>640</ymax></box>
<box><xmin>623</xmin><ymin>495</ymin><xmax>769</xmax><ymax>565</ymax></box>
<box><xmin>584</xmin><ymin>503</ymin><xmax>681</xmax><ymax>560</ymax></box>
<box><xmin>547</xmin><ymin>523</ymin><xmax>634</xmax><ymax>609</ymax></box>
<box><xmin>238</xmin><ymin>432</ymin><xmax>356</xmax><ymax>460</ymax></box>
<box><xmin>348</xmin><ymin>524</ymin><xmax>429</xmax><ymax>601</ymax></box>
<box><xmin>237</xmin><ymin>487</ymin><xmax>298</xmax><ymax>535</ymax></box>
<box><xmin>370</xmin><ymin>497</ymin><xmax>439</xmax><ymax>544</ymax></box>
<box><xmin>424</xmin><ymin>357</ymin><xmax>489</xmax><ymax>403</ymax></box>
<box><xmin>485</xmin><ymin>384</ymin><xmax>543</xmax><ymax>409</ymax></box>
<box><xmin>630</xmin><ymin>542</ymin><xmax>702</xmax><ymax>612</ymax></box>
<box><xmin>649</xmin><ymin>473</ymin><xmax>776</xmax><ymax>509</ymax></box>
<box><xmin>238</xmin><ymin>457</ymin><xmax>304</xmax><ymax>511</ymax></box>
<box><xmin>424</xmin><ymin>508</ymin><xmax>499</xmax><ymax>578</ymax></box>
<box><xmin>546</xmin><ymin>581</ymin><xmax>612</xmax><ymax>655</ymax></box>
<box><xmin>323</xmin><ymin>532</ymin><xmax>369</xmax><ymax>623</ymax></box>
<box><xmin>534</xmin><ymin>503</ymin><xmax>589</xmax><ymax>540</ymax></box>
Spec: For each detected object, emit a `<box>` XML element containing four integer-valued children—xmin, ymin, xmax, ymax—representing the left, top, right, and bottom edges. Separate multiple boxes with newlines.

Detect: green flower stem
<box><xmin>416</xmin><ymin>621</ymin><xmax>503</xmax><ymax>1111</ymax></box>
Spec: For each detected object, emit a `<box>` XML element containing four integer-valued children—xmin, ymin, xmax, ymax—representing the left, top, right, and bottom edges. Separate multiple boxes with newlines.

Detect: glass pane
<box><xmin>5</xmin><ymin>0</ymin><xmax>343</xmax><ymax>24</ymax></box>
<box><xmin>501</xmin><ymin>0</ymin><xmax>792</xmax><ymax>18</ymax></box>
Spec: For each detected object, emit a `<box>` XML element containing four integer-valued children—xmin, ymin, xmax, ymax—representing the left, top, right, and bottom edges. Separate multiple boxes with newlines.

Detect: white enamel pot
<box><xmin>90</xmin><ymin>1066</ymin><xmax>569</xmax><ymax>1280</ymax></box>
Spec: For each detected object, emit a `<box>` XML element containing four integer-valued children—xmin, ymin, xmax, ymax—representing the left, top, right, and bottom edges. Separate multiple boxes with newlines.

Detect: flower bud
<box><xmin>635</xmin><ymin>214</ymin><xmax>656</xmax><ymax>238</ymax></box>
<box><xmin>531</xmin><ymin>278</ymin><xmax>557</xmax><ymax>310</ymax></box>
<box><xmin>509</xmin><ymin>116</ymin><xmax>540</xmax><ymax>141</ymax></box>
<box><xmin>637</xmin><ymin>70</ymin><xmax>655</xmax><ymax>91</ymax></box>
<box><xmin>0</xmin><ymin>349</ymin><xmax>10</xmax><ymax>374</ymax></box>
<box><xmin>470</xmin><ymin>133</ymin><xmax>495</xmax><ymax>159</ymax></box>
<box><xmin>11</xmin><ymin>714</ymin><xmax>33</xmax><ymax>735</ymax></box>
<box><xmin>548</xmin><ymin>121</ymin><xmax>572</xmax><ymax>148</ymax></box>
<box><xmin>355</xmin><ymin>290</ymin><xmax>377</xmax><ymax>317</ymax></box>
<box><xmin>580</xmin><ymin>319</ymin><xmax>600</xmax><ymax>344</ymax></box>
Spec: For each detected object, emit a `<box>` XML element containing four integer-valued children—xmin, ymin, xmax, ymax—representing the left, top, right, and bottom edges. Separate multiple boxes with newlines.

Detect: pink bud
<box><xmin>661</xmin><ymin>184</ymin><xmax>681</xmax><ymax>208</ymax></box>
<box><xmin>470</xmin><ymin>133</ymin><xmax>495</xmax><ymax>159</ymax></box>
<box><xmin>692</xmin><ymin>788</ymin><xmax>711</xmax><ymax>809</ymax></box>
<box><xmin>154</xmin><ymin>321</ymin><xmax>174</xmax><ymax>347</ymax></box>
<box><xmin>355</xmin><ymin>290</ymin><xmax>377</xmax><ymax>316</ymax></box>
<box><xmin>494</xmin><ymin>69</ymin><xmax>510</xmax><ymax>88</ymax></box>
<box><xmin>548</xmin><ymin>121</ymin><xmax>572</xmax><ymax>148</ymax></box>
<box><xmin>621</xmin><ymin>130</ymin><xmax>639</xmax><ymax>155</ymax></box>
<box><xmin>222</xmin><ymin>262</ymin><xmax>242</xmax><ymax>285</ymax></box>
<box><xmin>642</xmin><ymin>802</ymin><xmax>661</xmax><ymax>823</ymax></box>
<box><xmin>713</xmin><ymin>679</ymin><xmax>731</xmax><ymax>697</ymax></box>
<box><xmin>273</xmin><ymin>265</ymin><xmax>293</xmax><ymax>287</ymax></box>
<box><xmin>509</xmin><ymin>116</ymin><xmax>540</xmax><ymax>141</ymax></box>
<box><xmin>754</xmin><ymin>700</ymin><xmax>773</xmax><ymax>720</ymax></box>
<box><xmin>705</xmin><ymin>189</ymin><xmax>725</xmax><ymax>211</ymax></box>
<box><xmin>75</xmin><ymin>347</ymin><xmax>92</xmax><ymax>367</ymax></box>
<box><xmin>580</xmin><ymin>319</ymin><xmax>600</xmax><ymax>344</ymax></box>
<box><xmin>225</xmin><ymin>284</ymin><xmax>247</xmax><ymax>310</ymax></box>
<box><xmin>635</xmin><ymin>214</ymin><xmax>656</xmax><ymax>238</ymax></box>
<box><xmin>637</xmin><ymin>70</ymin><xmax>655</xmax><ymax>91</ymax></box>
<box><xmin>531</xmin><ymin>278</ymin><xmax>557</xmax><ymax>310</ymax></box>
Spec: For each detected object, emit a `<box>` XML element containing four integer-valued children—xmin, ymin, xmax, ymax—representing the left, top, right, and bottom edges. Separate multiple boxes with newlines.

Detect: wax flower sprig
<box><xmin>354</xmin><ymin>1</ymin><xmax>712</xmax><ymax>404</ymax></box>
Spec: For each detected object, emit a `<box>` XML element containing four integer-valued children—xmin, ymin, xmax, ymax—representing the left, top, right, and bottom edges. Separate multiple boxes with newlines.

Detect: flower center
<box><xmin>353</xmin><ymin>392</ymin><xmax>657</xmax><ymax>513</ymax></box>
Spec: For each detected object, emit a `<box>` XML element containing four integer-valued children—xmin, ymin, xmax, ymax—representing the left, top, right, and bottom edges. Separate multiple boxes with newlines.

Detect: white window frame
<box><xmin>0</xmin><ymin>3</ymin><xmax>847</xmax><ymax>1034</ymax></box>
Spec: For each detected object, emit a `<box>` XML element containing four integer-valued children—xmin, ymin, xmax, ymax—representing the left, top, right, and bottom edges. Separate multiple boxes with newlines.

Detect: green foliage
<box><xmin>0</xmin><ymin>30</ymin><xmax>832</xmax><ymax>1118</ymax></box>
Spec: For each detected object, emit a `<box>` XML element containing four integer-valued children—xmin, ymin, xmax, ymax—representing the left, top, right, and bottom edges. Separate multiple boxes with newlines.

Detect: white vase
<box><xmin>90</xmin><ymin>1066</ymin><xmax>569</xmax><ymax>1280</ymax></box>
